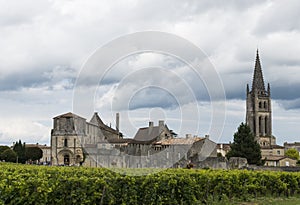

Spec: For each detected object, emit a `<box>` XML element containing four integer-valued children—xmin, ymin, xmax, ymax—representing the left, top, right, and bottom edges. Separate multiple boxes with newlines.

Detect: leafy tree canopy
<box><xmin>25</xmin><ymin>147</ymin><xmax>43</xmax><ymax>162</ymax></box>
<box><xmin>226</xmin><ymin>122</ymin><xmax>262</xmax><ymax>165</ymax></box>
<box><xmin>285</xmin><ymin>148</ymin><xmax>299</xmax><ymax>160</ymax></box>
<box><xmin>0</xmin><ymin>149</ymin><xmax>17</xmax><ymax>162</ymax></box>
<box><xmin>0</xmin><ymin>145</ymin><xmax>10</xmax><ymax>155</ymax></box>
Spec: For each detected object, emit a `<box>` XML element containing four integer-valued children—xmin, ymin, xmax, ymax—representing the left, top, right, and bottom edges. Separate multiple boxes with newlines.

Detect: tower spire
<box><xmin>252</xmin><ymin>49</ymin><xmax>265</xmax><ymax>92</ymax></box>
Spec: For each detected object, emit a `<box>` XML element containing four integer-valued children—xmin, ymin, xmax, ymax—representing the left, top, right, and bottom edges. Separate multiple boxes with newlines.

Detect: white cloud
<box><xmin>0</xmin><ymin>118</ymin><xmax>49</xmax><ymax>145</ymax></box>
<box><xmin>0</xmin><ymin>0</ymin><xmax>299</xmax><ymax>145</ymax></box>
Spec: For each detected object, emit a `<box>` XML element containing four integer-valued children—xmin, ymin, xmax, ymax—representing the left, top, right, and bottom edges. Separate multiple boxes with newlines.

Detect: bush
<box><xmin>0</xmin><ymin>163</ymin><xmax>300</xmax><ymax>204</ymax></box>
<box><xmin>0</xmin><ymin>149</ymin><xmax>17</xmax><ymax>162</ymax></box>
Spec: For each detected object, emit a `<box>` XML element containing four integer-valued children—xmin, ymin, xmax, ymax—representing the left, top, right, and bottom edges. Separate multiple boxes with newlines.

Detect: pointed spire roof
<box><xmin>251</xmin><ymin>49</ymin><xmax>265</xmax><ymax>91</ymax></box>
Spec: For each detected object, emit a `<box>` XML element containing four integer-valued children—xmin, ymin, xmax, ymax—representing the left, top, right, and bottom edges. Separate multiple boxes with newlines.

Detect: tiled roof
<box><xmin>25</xmin><ymin>144</ymin><xmax>50</xmax><ymax>149</ymax></box>
<box><xmin>263</xmin><ymin>155</ymin><xmax>297</xmax><ymax>161</ymax></box>
<box><xmin>264</xmin><ymin>155</ymin><xmax>285</xmax><ymax>161</ymax></box>
<box><xmin>134</xmin><ymin>126</ymin><xmax>161</xmax><ymax>142</ymax></box>
<box><xmin>284</xmin><ymin>142</ymin><xmax>300</xmax><ymax>146</ymax></box>
<box><xmin>88</xmin><ymin>112</ymin><xmax>119</xmax><ymax>135</ymax></box>
<box><xmin>261</xmin><ymin>145</ymin><xmax>284</xmax><ymax>149</ymax></box>
<box><xmin>155</xmin><ymin>137</ymin><xmax>204</xmax><ymax>145</ymax></box>
<box><xmin>107</xmin><ymin>138</ymin><xmax>133</xmax><ymax>143</ymax></box>
<box><xmin>89</xmin><ymin>112</ymin><xmax>104</xmax><ymax>126</ymax></box>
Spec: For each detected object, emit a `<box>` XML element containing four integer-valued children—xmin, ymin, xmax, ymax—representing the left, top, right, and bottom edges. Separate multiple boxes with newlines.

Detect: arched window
<box><xmin>259</xmin><ymin>102</ymin><xmax>262</xmax><ymax>108</ymax></box>
<box><xmin>64</xmin><ymin>139</ymin><xmax>68</xmax><ymax>147</ymax></box>
<box><xmin>264</xmin><ymin>101</ymin><xmax>267</xmax><ymax>109</ymax></box>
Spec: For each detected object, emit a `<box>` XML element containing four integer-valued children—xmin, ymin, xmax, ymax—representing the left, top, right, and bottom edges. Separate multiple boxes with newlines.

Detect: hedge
<box><xmin>0</xmin><ymin>163</ymin><xmax>300</xmax><ymax>204</ymax></box>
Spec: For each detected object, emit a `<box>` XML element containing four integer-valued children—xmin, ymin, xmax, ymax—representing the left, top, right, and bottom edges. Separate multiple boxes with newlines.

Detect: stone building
<box><xmin>264</xmin><ymin>156</ymin><xmax>297</xmax><ymax>167</ymax></box>
<box><xmin>284</xmin><ymin>142</ymin><xmax>300</xmax><ymax>155</ymax></box>
<box><xmin>261</xmin><ymin>144</ymin><xmax>285</xmax><ymax>157</ymax></box>
<box><xmin>50</xmin><ymin>112</ymin><xmax>121</xmax><ymax>166</ymax></box>
<box><xmin>246</xmin><ymin>50</ymin><xmax>274</xmax><ymax>146</ymax></box>
<box><xmin>50</xmin><ymin>112</ymin><xmax>217</xmax><ymax>168</ymax></box>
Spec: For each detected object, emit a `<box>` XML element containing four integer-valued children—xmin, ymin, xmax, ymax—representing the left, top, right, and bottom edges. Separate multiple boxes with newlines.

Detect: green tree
<box><xmin>285</xmin><ymin>148</ymin><xmax>299</xmax><ymax>160</ymax></box>
<box><xmin>0</xmin><ymin>149</ymin><xmax>17</xmax><ymax>162</ymax></box>
<box><xmin>25</xmin><ymin>147</ymin><xmax>43</xmax><ymax>162</ymax></box>
<box><xmin>226</xmin><ymin>122</ymin><xmax>262</xmax><ymax>165</ymax></box>
<box><xmin>13</xmin><ymin>140</ymin><xmax>26</xmax><ymax>163</ymax></box>
<box><xmin>0</xmin><ymin>145</ymin><xmax>10</xmax><ymax>155</ymax></box>
<box><xmin>0</xmin><ymin>145</ymin><xmax>11</xmax><ymax>161</ymax></box>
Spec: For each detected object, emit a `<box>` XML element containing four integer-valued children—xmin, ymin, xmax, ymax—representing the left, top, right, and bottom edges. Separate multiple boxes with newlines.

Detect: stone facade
<box><xmin>264</xmin><ymin>156</ymin><xmax>297</xmax><ymax>167</ymax></box>
<box><xmin>83</xmin><ymin>121</ymin><xmax>217</xmax><ymax>168</ymax></box>
<box><xmin>50</xmin><ymin>112</ymin><xmax>120</xmax><ymax>166</ymax></box>
<box><xmin>228</xmin><ymin>157</ymin><xmax>248</xmax><ymax>169</ymax></box>
<box><xmin>261</xmin><ymin>145</ymin><xmax>285</xmax><ymax>157</ymax></box>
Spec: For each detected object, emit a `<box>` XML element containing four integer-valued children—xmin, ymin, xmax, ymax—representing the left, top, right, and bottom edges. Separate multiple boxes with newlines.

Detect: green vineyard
<box><xmin>0</xmin><ymin>163</ymin><xmax>300</xmax><ymax>204</ymax></box>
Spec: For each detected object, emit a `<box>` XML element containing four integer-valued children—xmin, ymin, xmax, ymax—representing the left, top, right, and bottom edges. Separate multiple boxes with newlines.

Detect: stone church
<box><xmin>50</xmin><ymin>112</ymin><xmax>121</xmax><ymax>166</ymax></box>
<box><xmin>246</xmin><ymin>50</ymin><xmax>275</xmax><ymax>147</ymax></box>
<box><xmin>245</xmin><ymin>50</ymin><xmax>296</xmax><ymax>166</ymax></box>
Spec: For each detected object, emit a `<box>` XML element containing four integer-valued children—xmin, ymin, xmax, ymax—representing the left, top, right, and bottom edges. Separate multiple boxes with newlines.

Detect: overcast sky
<box><xmin>0</xmin><ymin>0</ymin><xmax>300</xmax><ymax>145</ymax></box>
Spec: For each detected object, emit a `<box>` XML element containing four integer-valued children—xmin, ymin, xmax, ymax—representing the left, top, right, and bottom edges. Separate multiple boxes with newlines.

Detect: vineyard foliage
<box><xmin>0</xmin><ymin>163</ymin><xmax>300</xmax><ymax>204</ymax></box>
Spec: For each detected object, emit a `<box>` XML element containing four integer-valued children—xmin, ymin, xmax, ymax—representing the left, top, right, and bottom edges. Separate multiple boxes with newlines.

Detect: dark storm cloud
<box><xmin>129</xmin><ymin>87</ymin><xmax>179</xmax><ymax>110</ymax></box>
<box><xmin>0</xmin><ymin>66</ymin><xmax>76</xmax><ymax>91</ymax></box>
<box><xmin>272</xmin><ymin>84</ymin><xmax>300</xmax><ymax>101</ymax></box>
<box><xmin>277</xmin><ymin>99</ymin><xmax>300</xmax><ymax>110</ymax></box>
<box><xmin>0</xmin><ymin>72</ymin><xmax>46</xmax><ymax>91</ymax></box>
<box><xmin>221</xmin><ymin>71</ymin><xmax>300</xmax><ymax>104</ymax></box>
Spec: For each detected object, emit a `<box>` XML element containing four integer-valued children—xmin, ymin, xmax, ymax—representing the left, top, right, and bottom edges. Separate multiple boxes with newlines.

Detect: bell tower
<box><xmin>246</xmin><ymin>50</ymin><xmax>274</xmax><ymax>147</ymax></box>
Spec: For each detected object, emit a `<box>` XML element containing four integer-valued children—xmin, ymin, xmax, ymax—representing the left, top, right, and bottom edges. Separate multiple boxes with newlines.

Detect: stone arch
<box><xmin>58</xmin><ymin>150</ymin><xmax>74</xmax><ymax>166</ymax></box>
